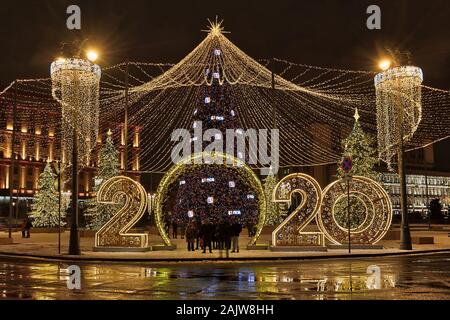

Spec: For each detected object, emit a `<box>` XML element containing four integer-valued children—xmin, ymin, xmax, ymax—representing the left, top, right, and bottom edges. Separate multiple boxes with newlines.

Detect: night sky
<box><xmin>0</xmin><ymin>0</ymin><xmax>449</xmax><ymax>167</ymax></box>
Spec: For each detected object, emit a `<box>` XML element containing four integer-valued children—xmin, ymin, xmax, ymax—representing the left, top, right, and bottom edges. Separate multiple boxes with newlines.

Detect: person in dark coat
<box><xmin>172</xmin><ymin>220</ymin><xmax>178</xmax><ymax>239</ymax></box>
<box><xmin>194</xmin><ymin>219</ymin><xmax>201</xmax><ymax>250</ymax></box>
<box><xmin>214</xmin><ymin>224</ymin><xmax>223</xmax><ymax>249</ymax></box>
<box><xmin>21</xmin><ymin>219</ymin><xmax>27</xmax><ymax>238</ymax></box>
<box><xmin>180</xmin><ymin>222</ymin><xmax>186</xmax><ymax>240</ymax></box>
<box><xmin>223</xmin><ymin>221</ymin><xmax>232</xmax><ymax>251</ymax></box>
<box><xmin>201</xmin><ymin>221</ymin><xmax>214</xmax><ymax>253</ymax></box>
<box><xmin>185</xmin><ymin>221</ymin><xmax>196</xmax><ymax>252</ymax></box>
<box><xmin>24</xmin><ymin>218</ymin><xmax>32</xmax><ymax>238</ymax></box>
<box><xmin>231</xmin><ymin>222</ymin><xmax>242</xmax><ymax>253</ymax></box>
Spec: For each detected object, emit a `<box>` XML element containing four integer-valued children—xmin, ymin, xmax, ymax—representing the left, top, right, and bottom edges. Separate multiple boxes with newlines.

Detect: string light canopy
<box><xmin>1</xmin><ymin>19</ymin><xmax>449</xmax><ymax>173</ymax></box>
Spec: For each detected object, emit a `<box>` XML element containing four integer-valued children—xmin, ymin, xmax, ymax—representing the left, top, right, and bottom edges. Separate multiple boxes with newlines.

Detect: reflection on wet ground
<box><xmin>1</xmin><ymin>253</ymin><xmax>449</xmax><ymax>300</ymax></box>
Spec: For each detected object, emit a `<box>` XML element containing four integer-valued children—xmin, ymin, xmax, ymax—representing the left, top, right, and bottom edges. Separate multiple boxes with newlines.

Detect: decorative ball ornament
<box><xmin>317</xmin><ymin>176</ymin><xmax>392</xmax><ymax>245</ymax></box>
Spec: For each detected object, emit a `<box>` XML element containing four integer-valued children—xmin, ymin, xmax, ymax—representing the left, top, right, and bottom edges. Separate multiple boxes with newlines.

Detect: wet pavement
<box><xmin>0</xmin><ymin>252</ymin><xmax>449</xmax><ymax>300</ymax></box>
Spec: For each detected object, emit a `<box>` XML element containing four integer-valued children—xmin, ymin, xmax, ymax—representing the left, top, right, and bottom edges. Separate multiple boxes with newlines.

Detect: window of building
<box><xmin>27</xmin><ymin>167</ymin><xmax>33</xmax><ymax>176</ymax></box>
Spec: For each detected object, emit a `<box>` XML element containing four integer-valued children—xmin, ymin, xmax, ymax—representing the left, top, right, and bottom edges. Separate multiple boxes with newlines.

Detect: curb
<box><xmin>1</xmin><ymin>248</ymin><xmax>450</xmax><ymax>264</ymax></box>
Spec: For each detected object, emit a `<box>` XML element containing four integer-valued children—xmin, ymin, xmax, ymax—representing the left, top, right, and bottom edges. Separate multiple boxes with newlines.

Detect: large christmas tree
<box><xmin>29</xmin><ymin>162</ymin><xmax>67</xmax><ymax>227</ymax></box>
<box><xmin>170</xmin><ymin>48</ymin><xmax>259</xmax><ymax>226</ymax></box>
<box><xmin>335</xmin><ymin>108</ymin><xmax>380</xmax><ymax>229</ymax></box>
<box><xmin>84</xmin><ymin>129</ymin><xmax>120</xmax><ymax>229</ymax></box>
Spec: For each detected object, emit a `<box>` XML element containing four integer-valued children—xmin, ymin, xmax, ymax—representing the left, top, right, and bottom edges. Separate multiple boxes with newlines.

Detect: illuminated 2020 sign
<box><xmin>94</xmin><ymin>172</ymin><xmax>392</xmax><ymax>251</ymax></box>
<box><xmin>272</xmin><ymin>173</ymin><xmax>392</xmax><ymax>247</ymax></box>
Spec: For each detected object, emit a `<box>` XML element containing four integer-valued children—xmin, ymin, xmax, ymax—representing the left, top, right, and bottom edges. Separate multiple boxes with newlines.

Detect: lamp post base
<box><xmin>68</xmin><ymin>223</ymin><xmax>81</xmax><ymax>255</ymax></box>
<box><xmin>400</xmin><ymin>224</ymin><xmax>413</xmax><ymax>250</ymax></box>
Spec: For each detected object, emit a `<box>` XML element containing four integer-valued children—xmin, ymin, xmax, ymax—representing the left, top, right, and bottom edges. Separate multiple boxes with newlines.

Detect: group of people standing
<box><xmin>177</xmin><ymin>219</ymin><xmax>243</xmax><ymax>253</ymax></box>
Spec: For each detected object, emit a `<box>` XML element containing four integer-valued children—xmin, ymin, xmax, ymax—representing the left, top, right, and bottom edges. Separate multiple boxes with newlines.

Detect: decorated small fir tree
<box><xmin>337</xmin><ymin>108</ymin><xmax>380</xmax><ymax>181</ymax></box>
<box><xmin>29</xmin><ymin>161</ymin><xmax>66</xmax><ymax>227</ymax></box>
<box><xmin>335</xmin><ymin>108</ymin><xmax>380</xmax><ymax>230</ymax></box>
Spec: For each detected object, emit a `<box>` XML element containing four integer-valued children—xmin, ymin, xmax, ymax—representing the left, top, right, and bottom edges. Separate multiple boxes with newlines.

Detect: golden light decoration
<box><xmin>375</xmin><ymin>65</ymin><xmax>423</xmax><ymax>166</ymax></box>
<box><xmin>317</xmin><ymin>176</ymin><xmax>392</xmax><ymax>245</ymax></box>
<box><xmin>271</xmin><ymin>173</ymin><xmax>324</xmax><ymax>246</ymax></box>
<box><xmin>1</xmin><ymin>22</ymin><xmax>449</xmax><ymax>174</ymax></box>
<box><xmin>95</xmin><ymin>175</ymin><xmax>149</xmax><ymax>249</ymax></box>
<box><xmin>154</xmin><ymin>152</ymin><xmax>267</xmax><ymax>246</ymax></box>
<box><xmin>50</xmin><ymin>57</ymin><xmax>101</xmax><ymax>180</ymax></box>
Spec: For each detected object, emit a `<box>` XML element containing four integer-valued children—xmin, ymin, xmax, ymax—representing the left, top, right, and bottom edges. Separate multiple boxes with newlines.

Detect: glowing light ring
<box><xmin>374</xmin><ymin>66</ymin><xmax>423</xmax><ymax>86</ymax></box>
<box><xmin>95</xmin><ymin>176</ymin><xmax>149</xmax><ymax>248</ymax></box>
<box><xmin>318</xmin><ymin>176</ymin><xmax>392</xmax><ymax>245</ymax></box>
<box><xmin>51</xmin><ymin>58</ymin><xmax>101</xmax><ymax>78</ymax></box>
<box><xmin>272</xmin><ymin>173</ymin><xmax>324</xmax><ymax>246</ymax></box>
<box><xmin>155</xmin><ymin>152</ymin><xmax>266</xmax><ymax>246</ymax></box>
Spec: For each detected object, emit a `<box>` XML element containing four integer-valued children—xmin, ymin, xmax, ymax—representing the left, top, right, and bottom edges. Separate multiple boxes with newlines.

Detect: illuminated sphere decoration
<box><xmin>154</xmin><ymin>152</ymin><xmax>267</xmax><ymax>246</ymax></box>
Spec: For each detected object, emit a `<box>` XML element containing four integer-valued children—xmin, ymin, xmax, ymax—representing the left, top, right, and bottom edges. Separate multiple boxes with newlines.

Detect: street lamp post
<box><xmin>396</xmin><ymin>82</ymin><xmax>413</xmax><ymax>250</ymax></box>
<box><xmin>123</xmin><ymin>60</ymin><xmax>129</xmax><ymax>175</ymax></box>
<box><xmin>50</xmin><ymin>44</ymin><xmax>101</xmax><ymax>255</ymax></box>
<box><xmin>425</xmin><ymin>173</ymin><xmax>430</xmax><ymax>229</ymax></box>
<box><xmin>58</xmin><ymin>160</ymin><xmax>62</xmax><ymax>254</ymax></box>
<box><xmin>8</xmin><ymin>80</ymin><xmax>17</xmax><ymax>238</ymax></box>
<box><xmin>68</xmin><ymin>69</ymin><xmax>81</xmax><ymax>255</ymax></box>
<box><xmin>53</xmin><ymin>159</ymin><xmax>62</xmax><ymax>254</ymax></box>
<box><xmin>375</xmin><ymin>56</ymin><xmax>423</xmax><ymax>251</ymax></box>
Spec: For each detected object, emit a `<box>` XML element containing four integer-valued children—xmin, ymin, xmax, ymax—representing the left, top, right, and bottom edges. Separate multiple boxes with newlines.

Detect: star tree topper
<box><xmin>201</xmin><ymin>16</ymin><xmax>230</xmax><ymax>35</ymax></box>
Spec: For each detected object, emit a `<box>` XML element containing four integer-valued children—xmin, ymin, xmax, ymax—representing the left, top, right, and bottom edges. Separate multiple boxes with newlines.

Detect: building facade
<box><xmin>381</xmin><ymin>173</ymin><xmax>450</xmax><ymax>216</ymax></box>
<box><xmin>278</xmin><ymin>142</ymin><xmax>450</xmax><ymax>219</ymax></box>
<box><xmin>0</xmin><ymin>103</ymin><xmax>141</xmax><ymax>219</ymax></box>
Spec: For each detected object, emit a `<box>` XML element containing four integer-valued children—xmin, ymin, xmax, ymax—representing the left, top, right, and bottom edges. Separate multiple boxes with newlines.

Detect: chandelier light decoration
<box><xmin>50</xmin><ymin>57</ymin><xmax>101</xmax><ymax>178</ymax></box>
<box><xmin>374</xmin><ymin>66</ymin><xmax>423</xmax><ymax>166</ymax></box>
